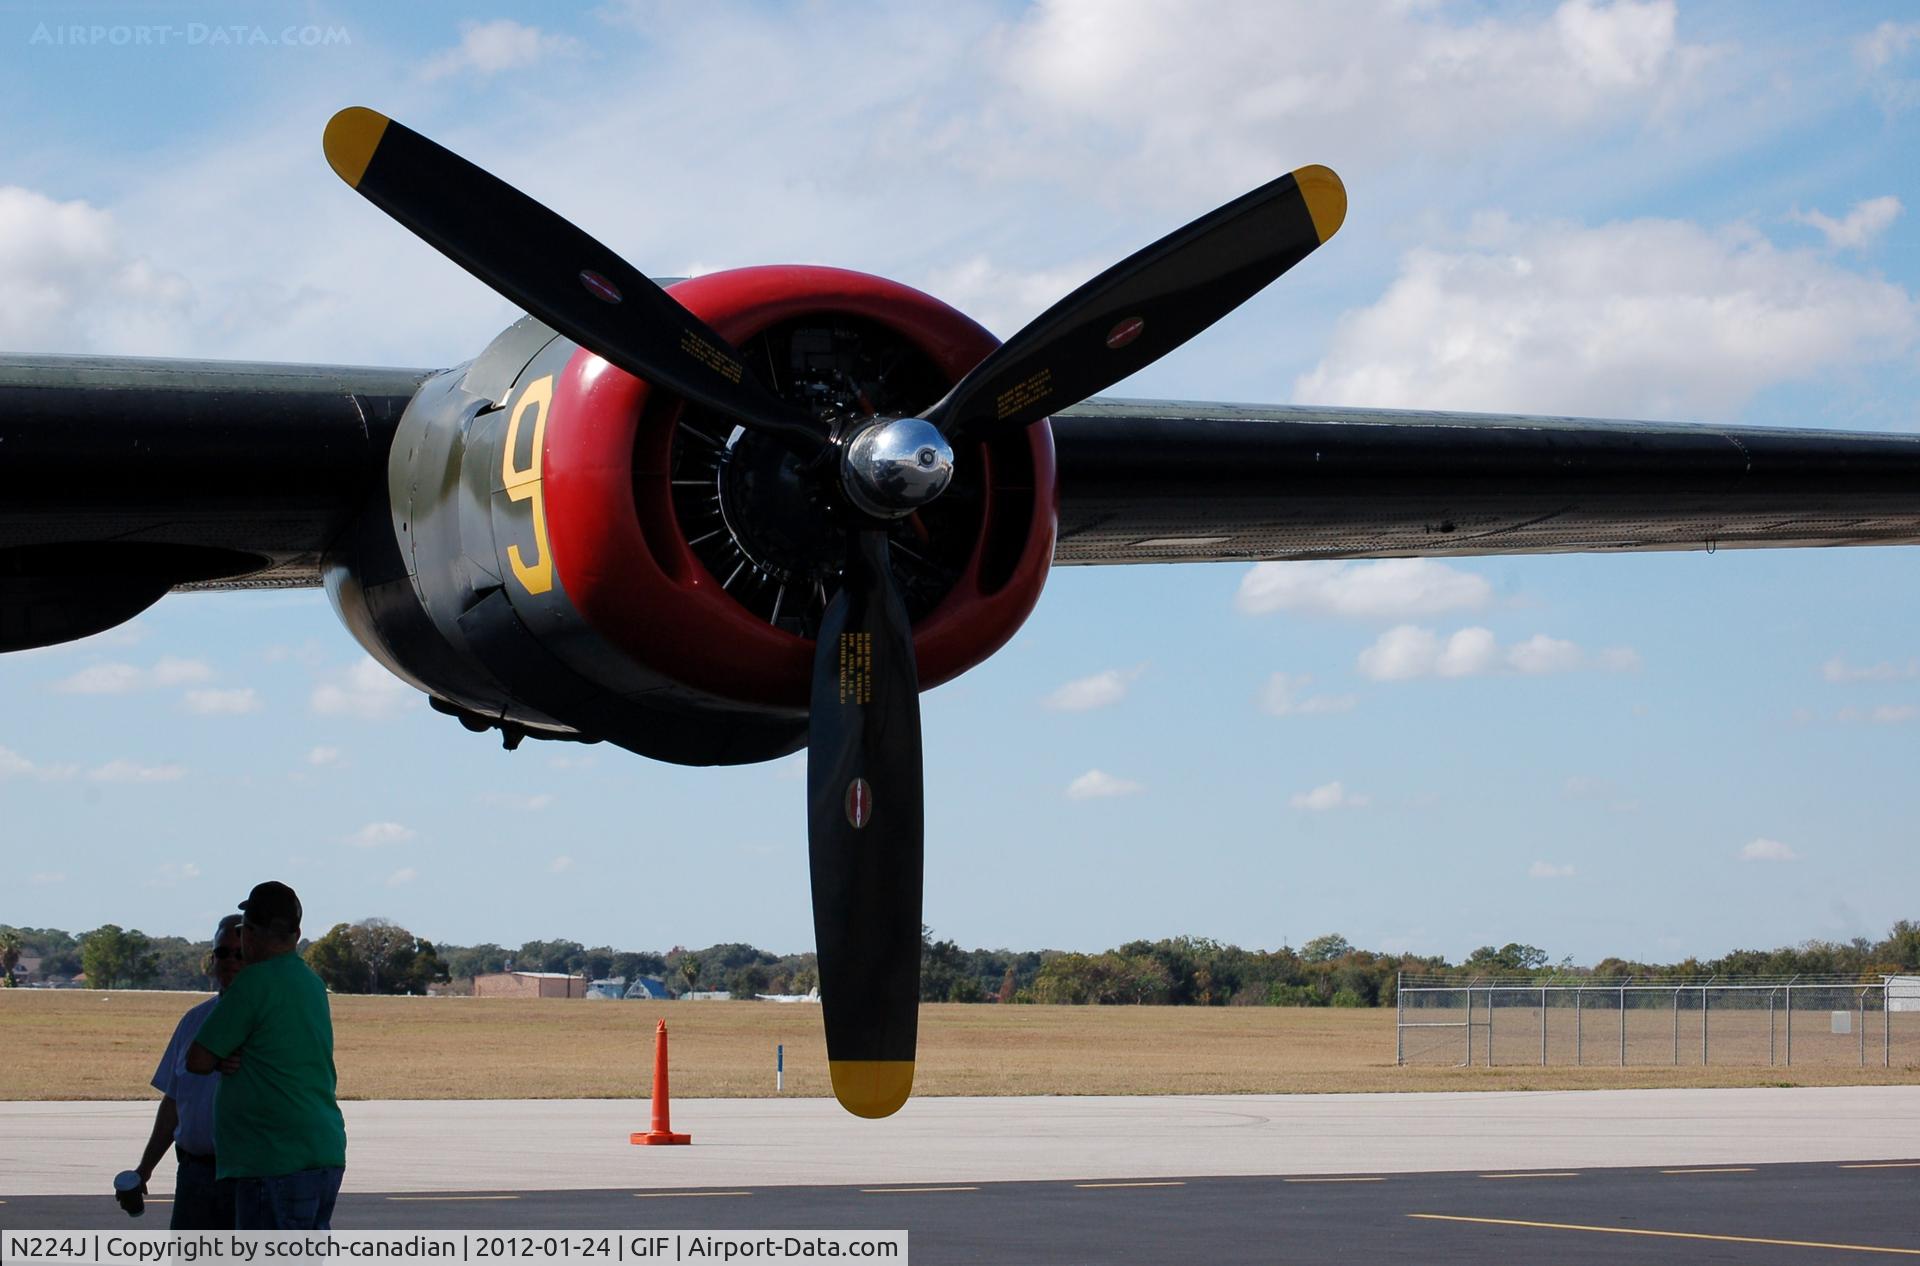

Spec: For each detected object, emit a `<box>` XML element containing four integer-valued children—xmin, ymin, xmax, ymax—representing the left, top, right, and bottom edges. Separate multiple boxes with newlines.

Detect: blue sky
<box><xmin>3</xmin><ymin>0</ymin><xmax>1918</xmax><ymax>965</ymax></box>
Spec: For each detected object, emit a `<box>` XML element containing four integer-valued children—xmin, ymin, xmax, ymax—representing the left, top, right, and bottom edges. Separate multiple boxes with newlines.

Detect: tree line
<box><xmin>5</xmin><ymin>920</ymin><xmax>1917</xmax><ymax>1005</ymax></box>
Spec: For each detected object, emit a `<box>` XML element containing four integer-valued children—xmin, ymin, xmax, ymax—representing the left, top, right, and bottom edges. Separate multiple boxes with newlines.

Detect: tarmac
<box><xmin>6</xmin><ymin>1085</ymin><xmax>1919</xmax><ymax>1196</ymax></box>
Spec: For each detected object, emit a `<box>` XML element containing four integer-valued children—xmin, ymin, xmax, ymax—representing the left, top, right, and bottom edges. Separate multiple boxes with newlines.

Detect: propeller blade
<box><xmin>924</xmin><ymin>165</ymin><xmax>1346</xmax><ymax>443</ymax></box>
<box><xmin>807</xmin><ymin>528</ymin><xmax>923</xmax><ymax>1119</ymax></box>
<box><xmin>323</xmin><ymin>107</ymin><xmax>823</xmax><ymax>452</ymax></box>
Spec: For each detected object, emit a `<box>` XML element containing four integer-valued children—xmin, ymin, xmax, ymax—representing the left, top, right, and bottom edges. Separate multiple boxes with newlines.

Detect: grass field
<box><xmin>3</xmin><ymin>990</ymin><xmax>1916</xmax><ymax>1101</ymax></box>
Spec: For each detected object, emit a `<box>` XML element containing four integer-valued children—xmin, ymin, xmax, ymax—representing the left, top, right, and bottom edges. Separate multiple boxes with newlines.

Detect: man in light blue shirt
<box><xmin>127</xmin><ymin>915</ymin><xmax>244</xmax><ymax>1228</ymax></box>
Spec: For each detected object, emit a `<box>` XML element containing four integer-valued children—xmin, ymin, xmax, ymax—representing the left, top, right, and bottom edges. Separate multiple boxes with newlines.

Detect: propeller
<box><xmin>322</xmin><ymin>105</ymin><xmax>1344</xmax><ymax>1117</ymax></box>
<box><xmin>806</xmin><ymin>528</ymin><xmax>924</xmax><ymax>1117</ymax></box>
<box><xmin>321</xmin><ymin>107</ymin><xmax>826</xmax><ymax>455</ymax></box>
<box><xmin>921</xmin><ymin>165</ymin><xmax>1346</xmax><ymax>444</ymax></box>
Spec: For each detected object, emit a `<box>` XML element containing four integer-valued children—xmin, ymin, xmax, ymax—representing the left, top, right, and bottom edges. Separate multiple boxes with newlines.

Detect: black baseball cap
<box><xmin>238</xmin><ymin>880</ymin><xmax>302</xmax><ymax>930</ymax></box>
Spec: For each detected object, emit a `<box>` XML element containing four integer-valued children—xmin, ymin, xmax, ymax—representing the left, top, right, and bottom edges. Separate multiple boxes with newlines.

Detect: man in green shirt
<box><xmin>186</xmin><ymin>881</ymin><xmax>346</xmax><ymax>1229</ymax></box>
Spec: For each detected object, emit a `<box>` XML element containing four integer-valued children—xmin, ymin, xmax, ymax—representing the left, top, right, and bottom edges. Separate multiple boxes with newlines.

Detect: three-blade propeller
<box><xmin>323</xmin><ymin>106</ymin><xmax>1344</xmax><ymax>1118</ymax></box>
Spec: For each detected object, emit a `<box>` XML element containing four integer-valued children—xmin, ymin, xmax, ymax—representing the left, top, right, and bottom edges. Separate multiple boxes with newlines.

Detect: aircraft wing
<box><xmin>11</xmin><ymin>357</ymin><xmax>1920</xmax><ymax>589</ymax></box>
<box><xmin>1050</xmin><ymin>398</ymin><xmax>1920</xmax><ymax>565</ymax></box>
<box><xmin>0</xmin><ymin>354</ymin><xmax>431</xmax><ymax>650</ymax></box>
<box><xmin>0</xmin><ymin>353</ymin><xmax>432</xmax><ymax>588</ymax></box>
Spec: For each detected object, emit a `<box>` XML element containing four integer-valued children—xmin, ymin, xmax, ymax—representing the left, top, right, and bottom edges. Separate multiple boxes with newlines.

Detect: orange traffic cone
<box><xmin>631</xmin><ymin>1019</ymin><xmax>691</xmax><ymax>1145</ymax></box>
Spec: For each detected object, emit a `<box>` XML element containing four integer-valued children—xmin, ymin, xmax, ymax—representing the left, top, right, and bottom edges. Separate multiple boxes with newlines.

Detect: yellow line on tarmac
<box><xmin>1844</xmin><ymin>1162</ymin><xmax>1920</xmax><ymax>1169</ymax></box>
<box><xmin>633</xmin><ymin>1191</ymin><xmax>750</xmax><ymax>1199</ymax></box>
<box><xmin>388</xmin><ymin>1195</ymin><xmax>520</xmax><ymax>1202</ymax></box>
<box><xmin>1660</xmin><ymin>1167</ymin><xmax>1755</xmax><ymax>1175</ymax></box>
<box><xmin>1408</xmin><ymin>1214</ymin><xmax>1920</xmax><ymax>1257</ymax></box>
<box><xmin>1074</xmin><ymin>1181</ymin><xmax>1186</xmax><ymax>1189</ymax></box>
<box><xmin>1480</xmin><ymin>1172</ymin><xmax>1580</xmax><ymax>1180</ymax></box>
<box><xmin>1283</xmin><ymin>1176</ymin><xmax>1385</xmax><ymax>1184</ymax></box>
<box><xmin>861</xmin><ymin>1186</ymin><xmax>979</xmax><ymax>1194</ymax></box>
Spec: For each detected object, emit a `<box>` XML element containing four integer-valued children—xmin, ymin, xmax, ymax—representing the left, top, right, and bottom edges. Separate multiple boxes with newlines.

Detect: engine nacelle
<box><xmin>326</xmin><ymin>267</ymin><xmax>1056</xmax><ymax>765</ymax></box>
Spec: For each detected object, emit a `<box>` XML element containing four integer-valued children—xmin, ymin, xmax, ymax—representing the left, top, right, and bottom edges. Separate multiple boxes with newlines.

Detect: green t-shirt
<box><xmin>194</xmin><ymin>952</ymin><xmax>347</xmax><ymax>1180</ymax></box>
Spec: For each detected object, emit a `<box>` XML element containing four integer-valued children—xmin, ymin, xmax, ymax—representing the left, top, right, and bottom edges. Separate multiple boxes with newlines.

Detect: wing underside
<box><xmin>1050</xmin><ymin>399</ymin><xmax>1920</xmax><ymax>564</ymax></box>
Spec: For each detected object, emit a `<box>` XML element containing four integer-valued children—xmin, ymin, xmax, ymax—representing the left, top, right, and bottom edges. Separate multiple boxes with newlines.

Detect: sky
<box><xmin>3</xmin><ymin>0</ymin><xmax>1919</xmax><ymax>966</ymax></box>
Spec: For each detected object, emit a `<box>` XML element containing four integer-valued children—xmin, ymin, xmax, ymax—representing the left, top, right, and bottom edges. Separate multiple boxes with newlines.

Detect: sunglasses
<box><xmin>212</xmin><ymin>947</ymin><xmax>243</xmax><ymax>961</ymax></box>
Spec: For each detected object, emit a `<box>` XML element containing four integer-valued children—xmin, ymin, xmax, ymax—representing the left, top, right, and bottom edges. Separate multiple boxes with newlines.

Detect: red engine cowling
<box><xmin>535</xmin><ymin>265</ymin><xmax>1056</xmax><ymax>710</ymax></box>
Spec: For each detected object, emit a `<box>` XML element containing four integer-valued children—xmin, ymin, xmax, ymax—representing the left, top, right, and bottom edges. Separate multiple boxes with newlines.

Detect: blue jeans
<box><xmin>233</xmin><ymin>1167</ymin><xmax>344</xmax><ymax>1230</ymax></box>
<box><xmin>170</xmin><ymin>1155</ymin><xmax>236</xmax><ymax>1230</ymax></box>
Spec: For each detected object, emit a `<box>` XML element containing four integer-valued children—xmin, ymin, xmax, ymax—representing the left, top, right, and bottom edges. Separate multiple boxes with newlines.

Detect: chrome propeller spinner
<box><xmin>839</xmin><ymin>416</ymin><xmax>955</xmax><ymax>520</ymax></box>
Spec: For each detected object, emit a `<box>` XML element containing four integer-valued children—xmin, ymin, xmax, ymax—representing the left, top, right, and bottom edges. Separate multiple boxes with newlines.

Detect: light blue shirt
<box><xmin>150</xmin><ymin>995</ymin><xmax>220</xmax><ymax>1157</ymax></box>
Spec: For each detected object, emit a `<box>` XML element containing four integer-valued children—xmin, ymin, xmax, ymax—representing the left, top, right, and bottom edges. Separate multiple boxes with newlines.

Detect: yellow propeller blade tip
<box><xmin>1294</xmin><ymin>164</ymin><xmax>1347</xmax><ymax>244</ymax></box>
<box><xmin>829</xmin><ymin>1060</ymin><xmax>915</xmax><ymax>1119</ymax></box>
<box><xmin>324</xmin><ymin>107</ymin><xmax>391</xmax><ymax>189</ymax></box>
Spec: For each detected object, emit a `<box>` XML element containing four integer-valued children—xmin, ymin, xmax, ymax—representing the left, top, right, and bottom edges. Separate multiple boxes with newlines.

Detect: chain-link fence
<box><xmin>1396</xmin><ymin>974</ymin><xmax>1919</xmax><ymax>1068</ymax></box>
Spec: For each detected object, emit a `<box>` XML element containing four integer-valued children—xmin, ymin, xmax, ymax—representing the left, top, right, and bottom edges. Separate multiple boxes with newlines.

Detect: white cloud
<box><xmin>0</xmin><ymin>185</ymin><xmax>191</xmax><ymax>352</ymax></box>
<box><xmin>1506</xmin><ymin>634</ymin><xmax>1585</xmax><ymax>675</ymax></box>
<box><xmin>1236</xmin><ymin>560</ymin><xmax>1492</xmax><ymax>620</ymax></box>
<box><xmin>1066</xmin><ymin>769</ymin><xmax>1143</xmax><ymax>800</ymax></box>
<box><xmin>311</xmin><ymin>659</ymin><xmax>421</xmax><ymax>720</ymax></box>
<box><xmin>53</xmin><ymin>657</ymin><xmax>213</xmax><ymax>695</ymax></box>
<box><xmin>549</xmin><ymin>855</ymin><xmax>575</xmax><ymax>874</ymax></box>
<box><xmin>1043</xmin><ymin>665</ymin><xmax>1144</xmax><ymax>712</ymax></box>
<box><xmin>184</xmin><ymin>687</ymin><xmax>261</xmax><ymax>715</ymax></box>
<box><xmin>1289</xmin><ymin>780</ymin><xmax>1369</xmax><ymax>811</ymax></box>
<box><xmin>1739</xmin><ymin>837</ymin><xmax>1799</xmax><ymax>863</ymax></box>
<box><xmin>1855</xmin><ymin>22</ymin><xmax>1920</xmax><ymax>114</ymax></box>
<box><xmin>923</xmin><ymin>254</ymin><xmax>1114</xmax><ymax>339</ymax></box>
<box><xmin>1822</xmin><ymin>656</ymin><xmax>1918</xmax><ymax>683</ymax></box>
<box><xmin>1258</xmin><ymin>673</ymin><xmax>1357</xmax><ymax>717</ymax></box>
<box><xmin>346</xmin><ymin>822</ymin><xmax>418</xmax><ymax>848</ymax></box>
<box><xmin>1357</xmin><ymin>625</ymin><xmax>1636</xmax><ymax>681</ymax></box>
<box><xmin>307</xmin><ymin>746</ymin><xmax>343</xmax><ymax>767</ymax></box>
<box><xmin>987</xmin><ymin>0</ymin><xmax>1707</xmax><ymax>194</ymax></box>
<box><xmin>1358</xmin><ymin>626</ymin><xmax>1495</xmax><ymax>681</ymax></box>
<box><xmin>386</xmin><ymin>868</ymin><xmax>417</xmax><ymax>888</ymax></box>
<box><xmin>421</xmin><ymin>19</ymin><xmax>582</xmax><ymax>81</ymax></box>
<box><xmin>1529</xmin><ymin>860</ymin><xmax>1577</xmax><ymax>879</ymax></box>
<box><xmin>1296</xmin><ymin>213</ymin><xmax>1918</xmax><ymax>420</ymax></box>
<box><xmin>88</xmin><ymin>760</ymin><xmax>186</xmax><ymax>784</ymax></box>
<box><xmin>29</xmin><ymin>872</ymin><xmax>66</xmax><ymax>886</ymax></box>
<box><xmin>1791</xmin><ymin>196</ymin><xmax>1903</xmax><ymax>251</ymax></box>
<box><xmin>0</xmin><ymin>746</ymin><xmax>78</xmax><ymax>782</ymax></box>
<box><xmin>1860</xmin><ymin>20</ymin><xmax>1920</xmax><ymax>71</ymax></box>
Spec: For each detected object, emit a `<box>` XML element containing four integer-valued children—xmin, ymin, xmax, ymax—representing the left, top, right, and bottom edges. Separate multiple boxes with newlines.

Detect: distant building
<box><xmin>585</xmin><ymin>975</ymin><xmax>672</xmax><ymax>1000</ymax></box>
<box><xmin>681</xmin><ymin>990</ymin><xmax>732</xmax><ymax>1001</ymax></box>
<box><xmin>473</xmin><ymin>971</ymin><xmax>588</xmax><ymax>999</ymax></box>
